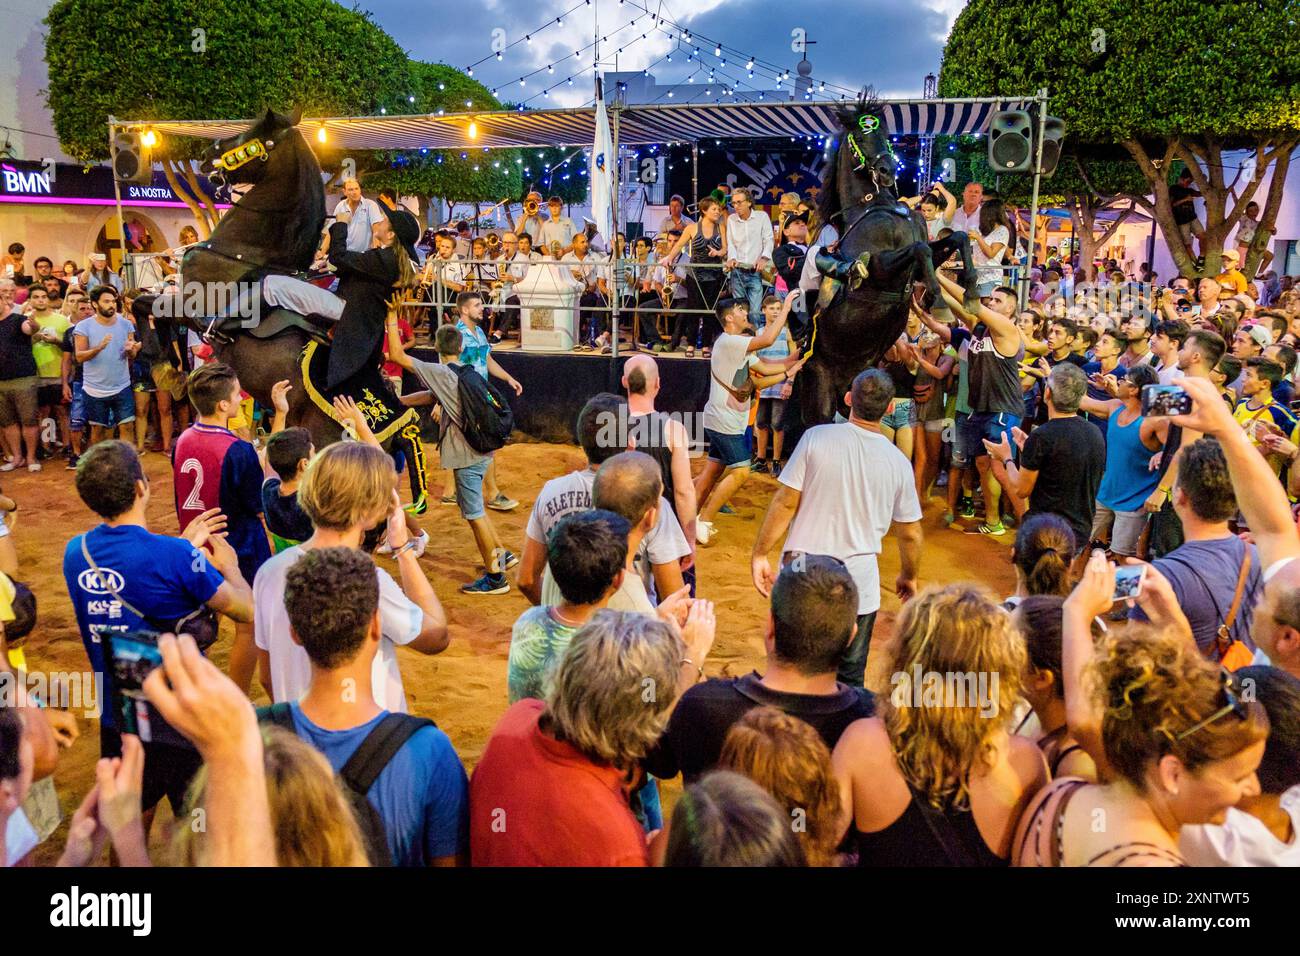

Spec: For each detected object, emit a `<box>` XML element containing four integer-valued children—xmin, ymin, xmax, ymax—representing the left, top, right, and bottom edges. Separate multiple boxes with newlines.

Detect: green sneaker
<box><xmin>968</xmin><ymin>522</ymin><xmax>1007</xmax><ymax>536</ymax></box>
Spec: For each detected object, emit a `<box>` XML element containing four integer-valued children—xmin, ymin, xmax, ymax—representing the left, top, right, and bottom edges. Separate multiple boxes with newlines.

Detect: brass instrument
<box><xmin>759</xmin><ymin>261</ymin><xmax>777</xmax><ymax>284</ymax></box>
<box><xmin>524</xmin><ymin>197</ymin><xmax>540</xmax><ymax>217</ymax></box>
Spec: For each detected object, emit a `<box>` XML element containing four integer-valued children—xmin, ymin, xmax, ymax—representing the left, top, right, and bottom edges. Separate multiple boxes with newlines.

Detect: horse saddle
<box><xmin>246</xmin><ymin>307</ymin><xmax>332</xmax><ymax>344</ymax></box>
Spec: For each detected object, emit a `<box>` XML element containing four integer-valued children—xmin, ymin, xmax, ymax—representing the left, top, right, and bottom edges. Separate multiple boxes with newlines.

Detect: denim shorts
<box><xmin>704</xmin><ymin>427</ymin><xmax>750</xmax><ymax>468</ymax></box>
<box><xmin>953</xmin><ymin>411</ymin><xmax>1020</xmax><ymax>468</ymax></box>
<box><xmin>69</xmin><ymin>380</ymin><xmax>85</xmax><ymax>431</ymax></box>
<box><xmin>880</xmin><ymin>397</ymin><xmax>916</xmax><ymax>431</ymax></box>
<box><xmin>454</xmin><ymin>457</ymin><xmax>490</xmax><ymax>521</ymax></box>
<box><xmin>83</xmin><ymin>386</ymin><xmax>136</xmax><ymax>429</ymax></box>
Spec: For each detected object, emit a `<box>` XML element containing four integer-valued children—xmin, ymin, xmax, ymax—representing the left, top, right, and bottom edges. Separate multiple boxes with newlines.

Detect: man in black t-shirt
<box><xmin>984</xmin><ymin>362</ymin><xmax>1105</xmax><ymax>554</ymax></box>
<box><xmin>643</xmin><ymin>555</ymin><xmax>874</xmax><ymax>783</ymax></box>
<box><xmin>1169</xmin><ymin>168</ymin><xmax>1204</xmax><ymax>256</ymax></box>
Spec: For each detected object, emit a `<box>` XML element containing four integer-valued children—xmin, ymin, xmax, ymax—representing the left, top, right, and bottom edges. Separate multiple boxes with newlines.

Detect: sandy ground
<box><xmin>11</xmin><ymin>438</ymin><xmax>1015</xmax><ymax>864</ymax></box>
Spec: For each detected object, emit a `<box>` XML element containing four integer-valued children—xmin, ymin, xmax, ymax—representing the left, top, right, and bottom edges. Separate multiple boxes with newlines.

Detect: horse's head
<box><xmin>836</xmin><ymin>92</ymin><xmax>897</xmax><ymax>200</ymax></box>
<box><xmin>202</xmin><ymin>106</ymin><xmax>303</xmax><ymax>190</ymax></box>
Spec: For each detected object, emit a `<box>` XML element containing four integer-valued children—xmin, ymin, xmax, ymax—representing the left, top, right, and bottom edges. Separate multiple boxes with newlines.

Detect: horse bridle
<box><xmin>825</xmin><ymin>114</ymin><xmax>902</xmax><ymax>246</ymax></box>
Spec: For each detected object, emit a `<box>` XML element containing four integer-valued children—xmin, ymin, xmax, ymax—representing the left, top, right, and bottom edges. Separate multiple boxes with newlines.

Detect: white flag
<box><xmin>592</xmin><ymin>82</ymin><xmax>615</xmax><ymax>246</ymax></box>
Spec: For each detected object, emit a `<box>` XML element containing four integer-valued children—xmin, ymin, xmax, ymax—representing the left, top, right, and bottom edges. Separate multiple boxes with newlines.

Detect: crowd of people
<box><xmin>2</xmin><ymin>174</ymin><xmax>1300</xmax><ymax>870</ymax></box>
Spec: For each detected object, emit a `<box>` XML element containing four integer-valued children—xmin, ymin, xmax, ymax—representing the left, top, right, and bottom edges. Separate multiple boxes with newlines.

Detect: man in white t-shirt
<box><xmin>948</xmin><ymin>181</ymin><xmax>984</xmax><ymax>234</ymax></box>
<box><xmin>695</xmin><ymin>292</ymin><xmax>804</xmax><ymax>546</ymax></box>
<box><xmin>332</xmin><ymin>179</ymin><xmax>387</xmax><ymax>254</ymax></box>
<box><xmin>751</xmin><ymin>367</ymin><xmax>924</xmax><ymax>686</ymax></box>
<box><xmin>517</xmin><ymin>393</ymin><xmax>689</xmax><ymax>607</ymax></box>
<box><xmin>253</xmin><ymin>443</ymin><xmax>450</xmax><ymax>709</ymax></box>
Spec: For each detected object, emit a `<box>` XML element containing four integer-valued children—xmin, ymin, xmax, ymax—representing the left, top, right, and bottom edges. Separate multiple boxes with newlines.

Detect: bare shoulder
<box><xmin>832</xmin><ymin>716</ymin><xmax>890</xmax><ymax>765</ymax></box>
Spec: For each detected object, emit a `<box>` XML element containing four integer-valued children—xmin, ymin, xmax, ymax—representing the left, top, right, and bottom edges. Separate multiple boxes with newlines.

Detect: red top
<box><xmin>382</xmin><ymin>317</ymin><xmax>413</xmax><ymax>378</ymax></box>
<box><xmin>470</xmin><ymin>700</ymin><xmax>648</xmax><ymax>867</ymax></box>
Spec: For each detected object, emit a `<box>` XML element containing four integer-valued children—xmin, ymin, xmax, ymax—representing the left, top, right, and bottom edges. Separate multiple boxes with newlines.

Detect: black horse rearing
<box><xmin>799</xmin><ymin>94</ymin><xmax>979</xmax><ymax>424</ymax></box>
<box><xmin>143</xmin><ymin>107</ymin><xmax>343</xmax><ymax>450</ymax></box>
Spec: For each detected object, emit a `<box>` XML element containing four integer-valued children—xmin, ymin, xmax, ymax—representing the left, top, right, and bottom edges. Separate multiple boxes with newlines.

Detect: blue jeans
<box><xmin>83</xmin><ymin>387</ymin><xmax>135</xmax><ymax>429</ymax></box>
<box><xmin>839</xmin><ymin>611</ymin><xmax>878</xmax><ymax>688</ymax></box>
<box><xmin>729</xmin><ymin>269</ymin><xmax>765</xmax><ymax>322</ymax></box>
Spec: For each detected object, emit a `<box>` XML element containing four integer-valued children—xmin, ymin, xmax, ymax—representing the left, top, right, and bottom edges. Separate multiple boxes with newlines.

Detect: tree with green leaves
<box><xmin>968</xmin><ymin>144</ymin><xmax>1151</xmax><ymax>277</ymax></box>
<box><xmin>45</xmin><ymin>0</ymin><xmax>415</xmax><ymax>233</ymax></box>
<box><xmin>940</xmin><ymin>0</ymin><xmax>1300</xmax><ymax>278</ymax></box>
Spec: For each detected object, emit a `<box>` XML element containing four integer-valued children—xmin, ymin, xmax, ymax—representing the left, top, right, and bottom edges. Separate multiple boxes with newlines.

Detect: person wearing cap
<box><xmin>1217</xmin><ymin>249</ymin><xmax>1251</xmax><ymax>296</ymax></box>
<box><xmin>539</xmin><ymin>197</ymin><xmax>576</xmax><ymax>257</ymax></box>
<box><xmin>1229</xmin><ymin>323</ymin><xmax>1273</xmax><ymax>400</ymax></box>
<box><xmin>79</xmin><ymin>252</ymin><xmax>122</xmax><ymax>295</ymax></box>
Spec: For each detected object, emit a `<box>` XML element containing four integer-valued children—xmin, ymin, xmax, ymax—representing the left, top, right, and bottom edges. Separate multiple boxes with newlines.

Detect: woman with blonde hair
<box><xmin>719</xmin><ymin>706</ymin><xmax>845</xmax><ymax>866</ymax></box>
<box><xmin>172</xmin><ymin>726</ymin><xmax>369</xmax><ymax>867</ymax></box>
<box><xmin>832</xmin><ymin>584</ymin><xmax>1048</xmax><ymax>866</ymax></box>
<box><xmin>253</xmin><ymin>440</ymin><xmax>449</xmax><ymax>711</ymax></box>
<box><xmin>1013</xmin><ymin>552</ymin><xmax>1269</xmax><ymax>867</ymax></box>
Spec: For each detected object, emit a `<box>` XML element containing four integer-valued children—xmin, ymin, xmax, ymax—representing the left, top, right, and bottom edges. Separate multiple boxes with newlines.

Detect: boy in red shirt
<box><xmin>173</xmin><ymin>363</ymin><xmax>271</xmax><ymax>693</ymax></box>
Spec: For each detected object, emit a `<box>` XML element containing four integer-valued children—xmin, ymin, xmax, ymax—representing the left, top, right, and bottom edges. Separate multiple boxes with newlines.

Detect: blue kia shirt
<box><xmin>63</xmin><ymin>524</ymin><xmax>225</xmax><ymax>729</ymax></box>
<box><xmin>286</xmin><ymin>704</ymin><xmax>469</xmax><ymax>866</ymax></box>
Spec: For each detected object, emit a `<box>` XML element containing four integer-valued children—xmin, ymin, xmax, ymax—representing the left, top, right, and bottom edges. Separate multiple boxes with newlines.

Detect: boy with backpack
<box><xmin>261</xmin><ymin>546</ymin><xmax>468</xmax><ymax>866</ymax></box>
<box><xmin>385</xmin><ymin>318</ymin><xmax>516</xmax><ymax>595</ymax></box>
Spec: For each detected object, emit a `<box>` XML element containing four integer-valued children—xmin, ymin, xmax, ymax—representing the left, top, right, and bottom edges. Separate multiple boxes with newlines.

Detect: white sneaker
<box><xmin>375</xmin><ymin>539</ymin><xmax>394</xmax><ymax>555</ymax></box>
<box><xmin>411</xmin><ymin>531</ymin><xmax>429</xmax><ymax>557</ymax></box>
<box><xmin>696</xmin><ymin>519</ymin><xmax>715</xmax><ymax>546</ymax></box>
<box><xmin>28</xmin><ymin>462</ymin><xmax>41</xmax><ymax>473</ymax></box>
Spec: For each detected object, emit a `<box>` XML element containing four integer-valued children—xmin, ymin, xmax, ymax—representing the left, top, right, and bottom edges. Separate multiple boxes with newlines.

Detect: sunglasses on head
<box><xmin>1175</xmin><ymin>669</ymin><xmax>1249</xmax><ymax>741</ymax></box>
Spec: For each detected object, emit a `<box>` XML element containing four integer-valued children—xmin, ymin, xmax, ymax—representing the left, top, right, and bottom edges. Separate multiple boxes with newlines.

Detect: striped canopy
<box><xmin>122</xmin><ymin>98</ymin><xmax>1035</xmax><ymax>151</ymax></box>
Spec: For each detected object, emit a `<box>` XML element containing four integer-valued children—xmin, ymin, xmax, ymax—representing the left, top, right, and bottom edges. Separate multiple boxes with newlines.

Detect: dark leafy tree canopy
<box><xmin>939</xmin><ymin>0</ymin><xmax>1300</xmax><ymax>142</ymax></box>
<box><xmin>45</xmin><ymin>0</ymin><xmax>413</xmax><ymax>162</ymax></box>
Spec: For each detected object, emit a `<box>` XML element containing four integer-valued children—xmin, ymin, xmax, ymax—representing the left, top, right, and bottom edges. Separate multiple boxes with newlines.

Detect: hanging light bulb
<box><xmin>714</xmin><ymin>44</ymin><xmax>722</xmax><ymax>56</ymax></box>
<box><xmin>547</xmin><ymin>64</ymin><xmax>554</xmax><ymax>73</ymax></box>
<box><xmin>141</xmin><ymin>128</ymin><xmax>157</xmax><ymax>147</ymax></box>
<box><xmin>467</xmin><ymin>120</ymin><xmax>478</xmax><ymax>139</ymax></box>
<box><xmin>316</xmin><ymin>126</ymin><xmax>327</xmax><ymax>143</ymax></box>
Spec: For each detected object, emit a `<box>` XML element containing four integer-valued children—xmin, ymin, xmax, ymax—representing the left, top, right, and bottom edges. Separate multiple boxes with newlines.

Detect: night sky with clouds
<box><xmin>361</xmin><ymin>0</ymin><xmax>965</xmax><ymax>105</ymax></box>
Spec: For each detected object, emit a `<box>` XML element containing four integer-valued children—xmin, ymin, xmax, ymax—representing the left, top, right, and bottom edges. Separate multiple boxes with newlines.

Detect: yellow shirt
<box><xmin>1217</xmin><ymin>269</ymin><xmax>1249</xmax><ymax>295</ymax></box>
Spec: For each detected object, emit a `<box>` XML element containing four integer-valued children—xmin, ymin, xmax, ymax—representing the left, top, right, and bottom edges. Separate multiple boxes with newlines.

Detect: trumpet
<box><xmin>524</xmin><ymin>198</ymin><xmax>540</xmax><ymax>216</ymax></box>
<box><xmin>485</xmin><ymin>232</ymin><xmax>501</xmax><ymax>252</ymax></box>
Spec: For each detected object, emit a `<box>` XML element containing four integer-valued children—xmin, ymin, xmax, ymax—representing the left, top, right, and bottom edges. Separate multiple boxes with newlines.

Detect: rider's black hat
<box><xmin>387</xmin><ymin>207</ymin><xmax>422</xmax><ymax>263</ymax></box>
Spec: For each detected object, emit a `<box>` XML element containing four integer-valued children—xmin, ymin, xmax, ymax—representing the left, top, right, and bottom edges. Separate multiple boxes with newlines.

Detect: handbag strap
<box><xmin>711</xmin><ymin>368</ymin><xmax>753</xmax><ymax>403</ymax></box>
<box><xmin>1217</xmin><ymin>548</ymin><xmax>1253</xmax><ymax>652</ymax></box>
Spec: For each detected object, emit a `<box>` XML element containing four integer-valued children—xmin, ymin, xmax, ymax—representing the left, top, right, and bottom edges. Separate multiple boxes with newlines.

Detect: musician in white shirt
<box><xmin>539</xmin><ymin>196</ymin><xmax>577</xmax><ymax>256</ymax></box>
<box><xmin>561</xmin><ymin>233</ymin><xmax>610</xmax><ymax>350</ymax></box>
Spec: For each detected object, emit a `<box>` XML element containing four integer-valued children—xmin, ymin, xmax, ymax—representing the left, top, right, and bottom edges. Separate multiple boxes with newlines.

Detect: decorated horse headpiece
<box><xmin>212</xmin><ymin>137</ymin><xmax>274</xmax><ymax>173</ymax></box>
<box><xmin>845</xmin><ymin>112</ymin><xmax>897</xmax><ymax>202</ymax></box>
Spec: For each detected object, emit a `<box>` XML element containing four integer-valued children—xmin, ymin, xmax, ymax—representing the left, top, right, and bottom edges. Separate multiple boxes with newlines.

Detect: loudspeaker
<box><xmin>111</xmin><ymin>130</ymin><xmax>152</xmax><ymax>185</ymax></box>
<box><xmin>1038</xmin><ymin>117</ymin><xmax>1066</xmax><ymax>177</ymax></box>
<box><xmin>988</xmin><ymin>110</ymin><xmax>1033</xmax><ymax>173</ymax></box>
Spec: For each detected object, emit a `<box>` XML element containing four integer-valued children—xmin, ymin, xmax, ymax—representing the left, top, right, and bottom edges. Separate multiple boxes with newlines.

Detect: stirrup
<box><xmin>849</xmin><ymin>252</ymin><xmax>871</xmax><ymax>290</ymax></box>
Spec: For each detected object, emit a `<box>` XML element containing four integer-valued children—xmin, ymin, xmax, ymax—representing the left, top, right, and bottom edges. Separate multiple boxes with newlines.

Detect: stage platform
<box><xmin>407</xmin><ymin>344</ymin><xmax>711</xmax><ymax>443</ymax></box>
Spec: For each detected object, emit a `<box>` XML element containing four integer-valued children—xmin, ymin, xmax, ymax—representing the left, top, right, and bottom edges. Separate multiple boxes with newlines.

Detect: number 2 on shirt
<box><xmin>179</xmin><ymin>458</ymin><xmax>205</xmax><ymax>513</ymax></box>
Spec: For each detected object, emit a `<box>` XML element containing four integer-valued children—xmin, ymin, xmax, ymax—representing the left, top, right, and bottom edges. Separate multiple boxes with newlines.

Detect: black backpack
<box><xmin>257</xmin><ymin>703</ymin><xmax>435</xmax><ymax>867</ymax></box>
<box><xmin>445</xmin><ymin>364</ymin><xmax>514</xmax><ymax>454</ymax></box>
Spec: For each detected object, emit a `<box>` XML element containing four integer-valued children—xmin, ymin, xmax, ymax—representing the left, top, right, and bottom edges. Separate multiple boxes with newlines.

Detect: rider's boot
<box><xmin>814</xmin><ymin>250</ymin><xmax>872</xmax><ymax>291</ymax></box>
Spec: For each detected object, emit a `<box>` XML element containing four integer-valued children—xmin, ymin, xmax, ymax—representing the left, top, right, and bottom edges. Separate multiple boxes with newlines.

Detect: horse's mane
<box><xmin>279</xmin><ymin>126</ymin><xmax>326</xmax><ymax>269</ymax></box>
<box><xmin>817</xmin><ymin>88</ymin><xmax>885</xmax><ymax>229</ymax></box>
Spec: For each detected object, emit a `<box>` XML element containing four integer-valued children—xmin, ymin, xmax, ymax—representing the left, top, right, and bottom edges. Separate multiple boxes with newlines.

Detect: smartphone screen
<box><xmin>101</xmin><ymin>629</ymin><xmax>192</xmax><ymax>749</ymax></box>
<box><xmin>1141</xmin><ymin>384</ymin><xmax>1192</xmax><ymax>417</ymax></box>
<box><xmin>1113</xmin><ymin>565</ymin><xmax>1147</xmax><ymax>602</ymax></box>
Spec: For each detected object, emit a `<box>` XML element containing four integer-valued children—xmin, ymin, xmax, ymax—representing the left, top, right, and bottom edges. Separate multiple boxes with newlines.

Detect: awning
<box><xmin>120</xmin><ymin>97</ymin><xmax>1035</xmax><ymax>151</ymax></box>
